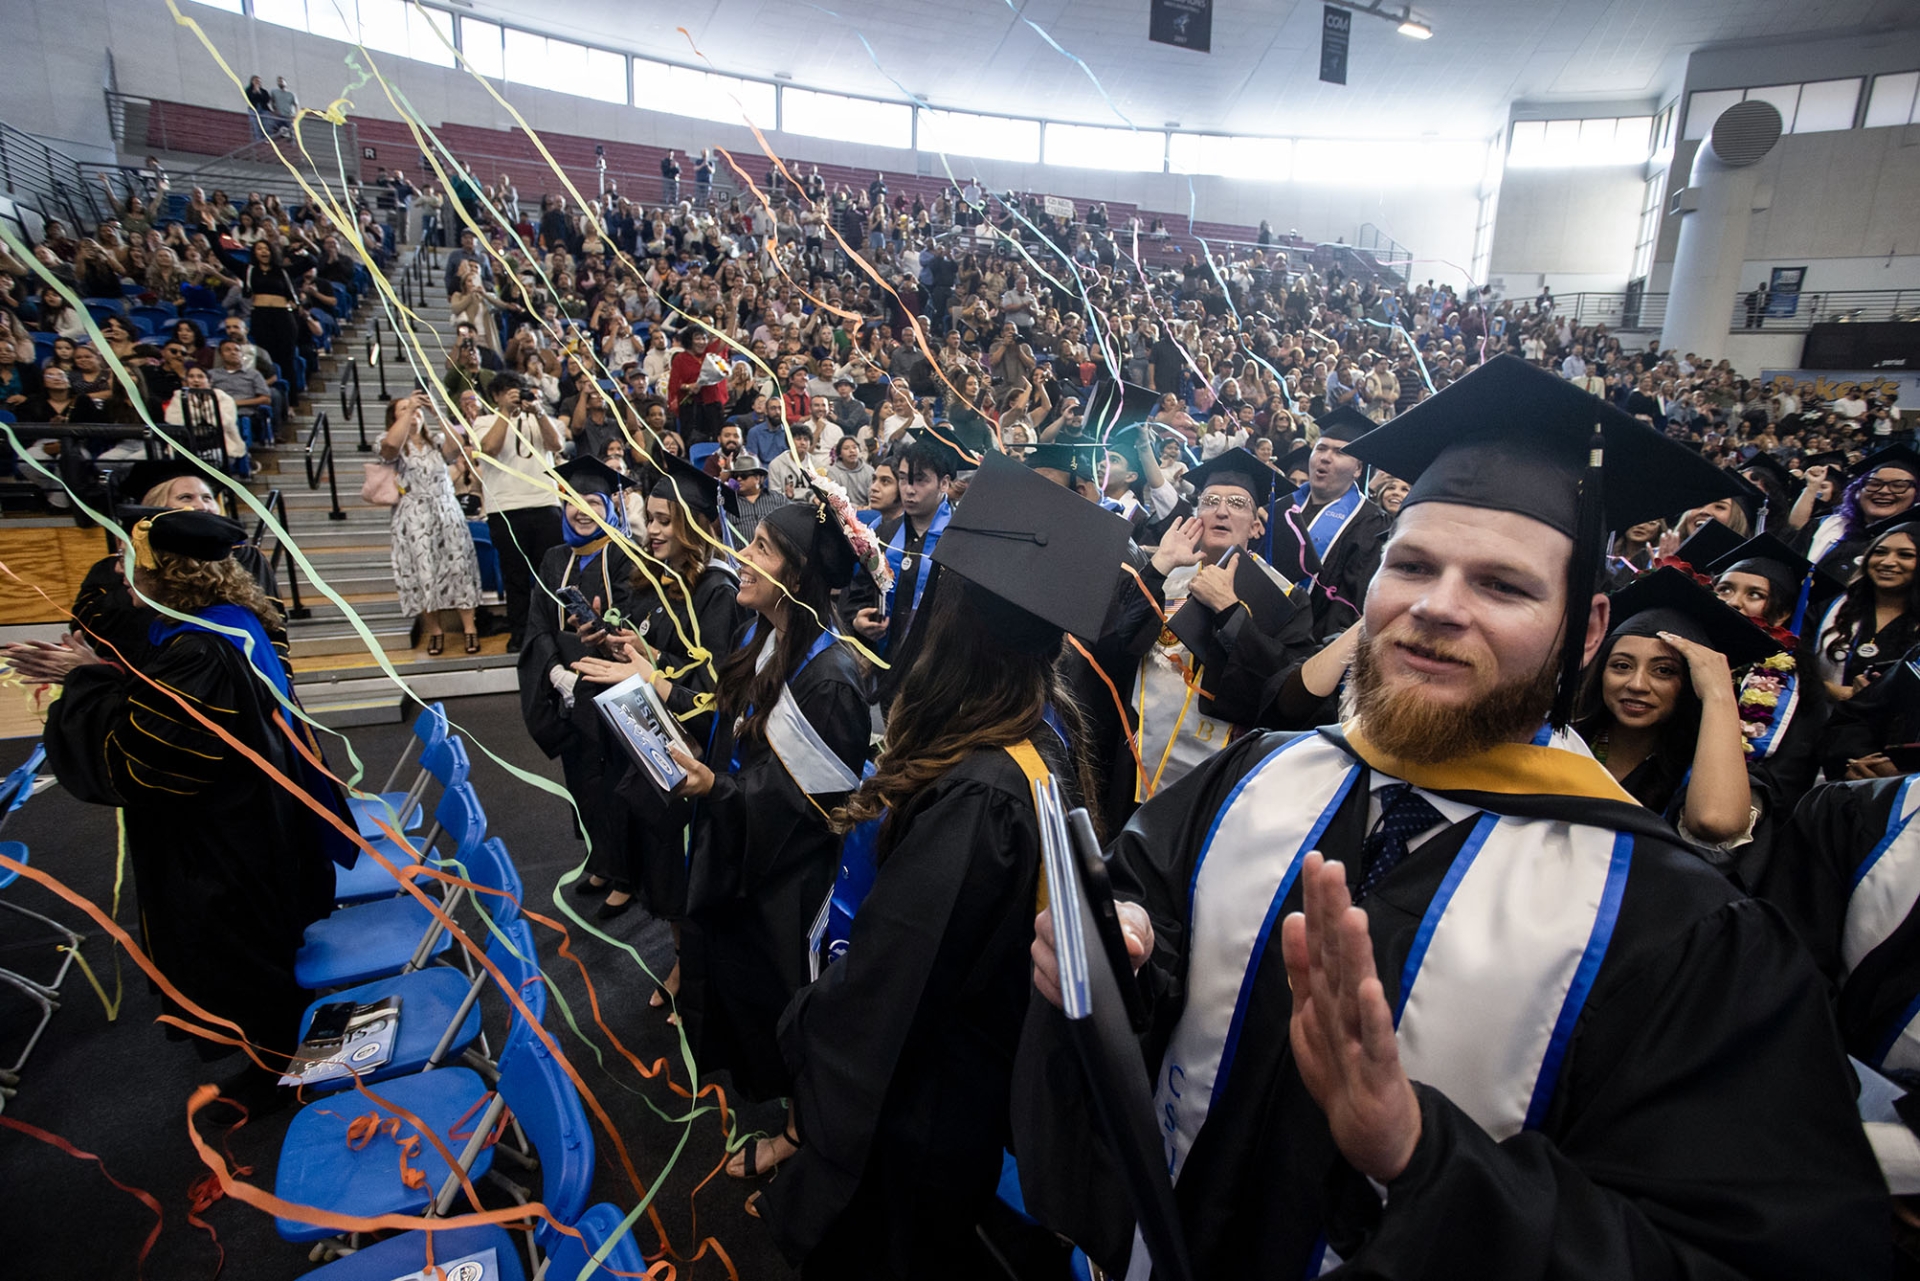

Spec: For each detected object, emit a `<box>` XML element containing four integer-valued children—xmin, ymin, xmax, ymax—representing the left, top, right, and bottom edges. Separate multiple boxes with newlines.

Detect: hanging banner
<box><xmin>1766</xmin><ymin>266</ymin><xmax>1806</xmax><ymax>318</ymax></box>
<box><xmin>1320</xmin><ymin>5</ymin><xmax>1351</xmax><ymax>85</ymax></box>
<box><xmin>1043</xmin><ymin>195</ymin><xmax>1076</xmax><ymax>219</ymax></box>
<box><xmin>1149</xmin><ymin>0</ymin><xmax>1212</xmax><ymax>53</ymax></box>
<box><xmin>1762</xmin><ymin>368</ymin><xmax>1920</xmax><ymax>405</ymax></box>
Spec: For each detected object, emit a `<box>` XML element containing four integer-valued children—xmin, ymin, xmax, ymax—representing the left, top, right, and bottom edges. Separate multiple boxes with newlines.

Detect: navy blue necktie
<box><xmin>1357</xmin><ymin>783</ymin><xmax>1444</xmax><ymax>902</ymax></box>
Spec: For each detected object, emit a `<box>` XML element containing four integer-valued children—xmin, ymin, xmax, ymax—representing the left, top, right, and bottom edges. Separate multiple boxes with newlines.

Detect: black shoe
<box><xmin>571</xmin><ymin>875</ymin><xmax>613</xmax><ymax>899</ymax></box>
<box><xmin>506</xmin><ymin>638</ymin><xmax>522</xmax><ymax>653</ymax></box>
<box><xmin>596</xmin><ymin>895</ymin><xmax>636</xmax><ymax>921</ymax></box>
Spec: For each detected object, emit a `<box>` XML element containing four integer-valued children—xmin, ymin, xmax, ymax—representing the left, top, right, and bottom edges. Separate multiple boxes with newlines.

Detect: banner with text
<box><xmin>1150</xmin><ymin>0</ymin><xmax>1212</xmax><ymax>52</ymax></box>
<box><xmin>1762</xmin><ymin>368</ymin><xmax>1920</xmax><ymax>405</ymax></box>
<box><xmin>1321</xmin><ymin>6</ymin><xmax>1352</xmax><ymax>85</ymax></box>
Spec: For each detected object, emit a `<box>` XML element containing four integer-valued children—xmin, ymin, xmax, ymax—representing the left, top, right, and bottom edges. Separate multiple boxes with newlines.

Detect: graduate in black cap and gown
<box><xmin>1013</xmin><ymin>355</ymin><xmax>1885</xmax><ymax>1280</ymax></box>
<box><xmin>1110</xmin><ymin>446</ymin><xmax>1318</xmax><ymax>810</ymax></box>
<box><xmin>1262</xmin><ymin>406</ymin><xmax>1393</xmax><ymax>638</ymax></box>
<box><xmin>1802</xmin><ymin>443</ymin><xmax>1920</xmax><ymax>578</ymax></box>
<box><xmin>761</xmin><ymin>452</ymin><xmax>1132</xmax><ymax>1278</ymax></box>
<box><xmin>1573</xmin><ymin>568</ymin><xmax>1784</xmax><ymax>872</ymax></box>
<box><xmin>516</xmin><ymin>456</ymin><xmax>641</xmax><ymax>918</ymax></box>
<box><xmin>666</xmin><ymin>481</ymin><xmax>871</xmax><ymax>1142</ymax></box>
<box><xmin>573</xmin><ymin>453</ymin><xmax>744</xmax><ymax>989</ymax></box>
<box><xmin>16</xmin><ymin>509</ymin><xmax>351</xmax><ymax>1081</ymax></box>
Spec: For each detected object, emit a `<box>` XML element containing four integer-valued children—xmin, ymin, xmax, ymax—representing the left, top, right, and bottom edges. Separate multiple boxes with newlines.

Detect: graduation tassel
<box><xmin>1790</xmin><ymin>569</ymin><xmax>1815</xmax><ymax>636</ymax></box>
<box><xmin>1549</xmin><ymin>428</ymin><xmax>1607</xmax><ymax>732</ymax></box>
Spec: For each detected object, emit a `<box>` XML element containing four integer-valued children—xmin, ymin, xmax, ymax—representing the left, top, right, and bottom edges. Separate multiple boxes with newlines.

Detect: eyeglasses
<box><xmin>1196</xmin><ymin>493</ymin><xmax>1254</xmax><ymax>513</ymax></box>
<box><xmin>1864</xmin><ymin>478</ymin><xmax>1916</xmax><ymax>496</ymax></box>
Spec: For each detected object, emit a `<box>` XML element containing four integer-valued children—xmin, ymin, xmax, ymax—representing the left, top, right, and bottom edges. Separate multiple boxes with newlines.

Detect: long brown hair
<box><xmin>141</xmin><ymin>549</ymin><xmax>282</xmax><ymax>630</ymax></box>
<box><xmin>714</xmin><ymin>513</ymin><xmax>835</xmax><ymax>748</ymax></box>
<box><xmin>639</xmin><ymin>499</ymin><xmax>717</xmax><ymax>603</ymax></box>
<box><xmin>834</xmin><ymin>572</ymin><xmax>1103</xmax><ymax>857</ymax></box>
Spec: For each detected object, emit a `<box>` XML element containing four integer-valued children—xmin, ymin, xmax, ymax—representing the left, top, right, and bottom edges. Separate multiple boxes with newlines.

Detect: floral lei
<box><xmin>1651</xmin><ymin>556</ymin><xmax>1799</xmax><ymax>760</ymax></box>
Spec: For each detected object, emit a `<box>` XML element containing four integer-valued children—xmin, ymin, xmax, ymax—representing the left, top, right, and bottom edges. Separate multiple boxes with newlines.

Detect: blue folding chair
<box><xmin>298</xmin><ymin>781</ymin><xmax>488</xmax><ymax>988</ymax></box>
<box><xmin>291</xmin><ymin>901</ymin><xmax>536</xmax><ymax>1096</ymax></box>
<box><xmin>468</xmin><ymin>522</ymin><xmax>501</xmax><ymax>595</ymax></box>
<box><xmin>130</xmin><ymin>305</ymin><xmax>177</xmax><ymax>334</ymax></box>
<box><xmin>273</xmin><ymin>999</ymin><xmax>581</xmax><ymax>1246</ymax></box>
<box><xmin>119</xmin><ymin>280</ymin><xmax>145</xmax><ymax>298</ymax></box>
<box><xmin>539</xmin><ymin>1202</ymin><xmax>647</xmax><ymax>1281</ymax></box>
<box><xmin>0</xmin><ymin>744</ymin><xmax>81</xmax><ymax>1084</ymax></box>
<box><xmin>688</xmin><ymin>441</ymin><xmax>719</xmax><ymax>470</ymax></box>
<box><xmin>29</xmin><ymin>333</ymin><xmax>55</xmax><ymax>364</ymax></box>
<box><xmin>348</xmin><ymin>701</ymin><xmax>448</xmax><ymax>840</ymax></box>
<box><xmin>180</xmin><ymin>282</ymin><xmax>222</xmax><ymax>312</ymax></box>
<box><xmin>335</xmin><ymin>734</ymin><xmax>466</xmax><ymax>908</ymax></box>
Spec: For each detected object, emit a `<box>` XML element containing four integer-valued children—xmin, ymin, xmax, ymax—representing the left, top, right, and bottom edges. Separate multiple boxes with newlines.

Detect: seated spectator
<box><xmin>826</xmin><ymin>435</ymin><xmax>873</xmax><ymax>506</ymax></box>
<box><xmin>207</xmin><ymin>339</ymin><xmax>273</xmax><ymax>443</ymax></box>
<box><xmin>163</xmin><ymin>366</ymin><xmax>247</xmax><ymax>467</ymax></box>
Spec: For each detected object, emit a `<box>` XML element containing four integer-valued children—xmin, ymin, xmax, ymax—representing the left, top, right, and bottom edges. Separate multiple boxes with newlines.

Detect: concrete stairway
<box><xmin>250</xmin><ymin>245</ymin><xmax>521</xmax><ymax>727</ymax></box>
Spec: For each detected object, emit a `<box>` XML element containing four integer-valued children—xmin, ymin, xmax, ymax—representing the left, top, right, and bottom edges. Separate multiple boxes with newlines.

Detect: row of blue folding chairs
<box><xmin>278</xmin><ymin>702</ymin><xmax>633</xmax><ymax>1276</ymax></box>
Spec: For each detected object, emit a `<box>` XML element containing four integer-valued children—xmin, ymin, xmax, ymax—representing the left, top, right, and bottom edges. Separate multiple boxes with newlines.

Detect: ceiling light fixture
<box><xmin>1323</xmin><ymin>1</ymin><xmax>1435</xmax><ymax>39</ymax></box>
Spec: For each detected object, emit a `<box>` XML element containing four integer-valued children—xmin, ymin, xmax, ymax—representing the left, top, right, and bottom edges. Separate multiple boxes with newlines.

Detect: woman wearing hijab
<box><xmin>761</xmin><ymin>453</ymin><xmax>1131</xmax><ymax>1278</ymax></box>
<box><xmin>516</xmin><ymin>456</ymin><xmax>639</xmax><ymax>920</ymax></box>
<box><xmin>1575</xmin><ymin>567</ymin><xmax>1782</xmax><ymax>854</ymax></box>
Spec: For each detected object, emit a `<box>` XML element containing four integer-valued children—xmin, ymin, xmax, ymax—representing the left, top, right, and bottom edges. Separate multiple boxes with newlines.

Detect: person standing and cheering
<box><xmin>1015</xmin><ymin>355</ymin><xmax>1885</xmax><ymax>1279</ymax></box>
<box><xmin>476</xmin><ymin>373</ymin><xmax>564</xmax><ymax>653</ymax></box>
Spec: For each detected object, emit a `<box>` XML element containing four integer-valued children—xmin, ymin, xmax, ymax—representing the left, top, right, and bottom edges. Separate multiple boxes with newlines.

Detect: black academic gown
<box><xmin>617</xmin><ymin>561</ymin><xmax>743</xmax><ymax>922</ymax></box>
<box><xmin>43</xmin><ymin>629</ymin><xmax>344</xmax><ymax>1062</ymax></box>
<box><xmin>681</xmin><ymin>626</ymin><xmax>869</xmax><ymax>1102</ymax></box>
<box><xmin>1012</xmin><ymin>727</ymin><xmax>1887</xmax><ymax>1279</ymax></box>
<box><xmin>1263</xmin><ymin>489</ymin><xmax>1393</xmax><ymax>639</ymax></box>
<box><xmin>1765</xmin><ymin>776</ymin><xmax>1920</xmax><ymax>1069</ymax></box>
<box><xmin>1103</xmin><ymin>554</ymin><xmax>1319</xmax><ymax>823</ymax></box>
<box><xmin>763</xmin><ymin>736</ymin><xmax>1064</xmax><ymax>1277</ymax></box>
<box><xmin>517</xmin><ymin>543</ymin><xmax>637</xmax><ymax>889</ymax></box>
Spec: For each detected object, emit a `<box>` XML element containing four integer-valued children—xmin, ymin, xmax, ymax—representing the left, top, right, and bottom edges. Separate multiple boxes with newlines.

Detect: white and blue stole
<box><xmin>1845</xmin><ymin>775</ymin><xmax>1920</xmax><ymax>1073</ymax></box>
<box><xmin>1126</xmin><ymin>728</ymin><xmax>1635</xmax><ymax>1280</ymax></box>
<box><xmin>881</xmin><ymin>499</ymin><xmax>951</xmax><ymax>625</ymax></box>
<box><xmin>1294</xmin><ymin>482</ymin><xmax>1365</xmax><ymax>562</ymax></box>
<box><xmin>732</xmin><ymin>622</ymin><xmax>859</xmax><ymax>797</ymax></box>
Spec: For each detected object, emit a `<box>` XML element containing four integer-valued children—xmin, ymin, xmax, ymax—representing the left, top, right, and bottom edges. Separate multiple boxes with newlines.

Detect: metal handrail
<box><xmin>303</xmin><ymin>408</ymin><xmax>347</xmax><ymax>522</ymax></box>
<box><xmin>340</xmin><ymin>355</ymin><xmax>369</xmax><ymax>453</ymax></box>
<box><xmin>0</xmin><ymin>120</ymin><xmax>114</xmax><ymax>232</ymax></box>
<box><xmin>249</xmin><ymin>487</ymin><xmax>308</xmax><ymax>619</ymax></box>
<box><xmin>366</xmin><ymin>315</ymin><xmax>389</xmax><ymax>407</ymax></box>
<box><xmin>1543</xmin><ymin>289</ymin><xmax>1920</xmax><ymax>334</ymax></box>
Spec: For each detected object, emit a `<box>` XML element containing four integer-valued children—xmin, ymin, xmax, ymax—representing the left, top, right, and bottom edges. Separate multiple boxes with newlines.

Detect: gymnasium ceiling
<box><xmin>458</xmin><ymin>0</ymin><xmax>1919</xmax><ymax>138</ymax></box>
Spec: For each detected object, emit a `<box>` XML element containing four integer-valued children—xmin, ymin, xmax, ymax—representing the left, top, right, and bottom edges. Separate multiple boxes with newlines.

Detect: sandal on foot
<box><xmin>725</xmin><ymin>1130</ymin><xmax>799</xmax><ymax>1181</ymax></box>
<box><xmin>464</xmin><ymin>631</ymin><xmax>481</xmax><ymax>654</ymax></box>
<box><xmin>427</xmin><ymin>634</ymin><xmax>444</xmax><ymax>656</ymax></box>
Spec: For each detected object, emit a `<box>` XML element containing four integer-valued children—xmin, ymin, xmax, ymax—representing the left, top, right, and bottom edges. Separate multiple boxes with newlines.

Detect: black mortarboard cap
<box><xmin>1343</xmin><ymin>355</ymin><xmax>1747</xmax><ymax>534</ymax></box>
<box><xmin>119</xmin><ymin>456</ymin><xmax>212</xmax><ymax>507</ymax></box>
<box><xmin>1606</xmin><ymin>567</ymin><xmax>1784</xmax><ymax>669</ymax></box>
<box><xmin>1277</xmin><ymin>443</ymin><xmax>1313</xmax><ymax>478</ymax></box>
<box><xmin>1183</xmin><ymin>446</ymin><xmax>1276</xmax><ymax>510</ymax></box>
<box><xmin>1672</xmin><ymin>517</ymin><xmax>1747</xmax><ymax>575</ymax></box>
<box><xmin>143</xmin><ymin>508</ymin><xmax>245</xmax><ymax>562</ymax></box>
<box><xmin>1858</xmin><ymin>445</ymin><xmax>1920</xmax><ymax>483</ymax></box>
<box><xmin>1705</xmin><ymin>532</ymin><xmax>1844</xmax><ymax>611</ymax></box>
<box><xmin>1025</xmin><ymin>442</ymin><xmax>1107</xmax><ymax>483</ymax></box>
<box><xmin>1345</xmin><ymin>355</ymin><xmax>1749</xmax><ymax>730</ymax></box>
<box><xmin>651</xmin><ymin>450</ymin><xmax>736</xmax><ymax>519</ymax></box>
<box><xmin>554</xmin><ymin>455</ymin><xmax>635</xmax><ymax>498</ymax></box>
<box><xmin>1314</xmin><ymin>404</ymin><xmax>1375</xmax><ymax>441</ymax></box>
<box><xmin>764</xmin><ymin>498</ymin><xmax>857</xmax><ymax>590</ymax></box>
<box><xmin>1740</xmin><ymin>451</ymin><xmax>1794</xmax><ymax>495</ymax></box>
<box><xmin>1168</xmin><ymin>553</ymin><xmax>1299</xmax><ymax>688</ymax></box>
<box><xmin>1799</xmin><ymin>450</ymin><xmax>1850</xmax><ymax>477</ymax></box>
<box><xmin>933</xmin><ymin>451</ymin><xmax>1133</xmax><ymax>647</ymax></box>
